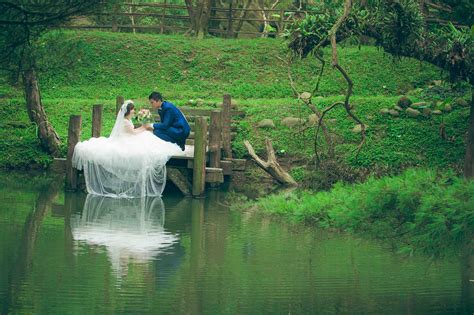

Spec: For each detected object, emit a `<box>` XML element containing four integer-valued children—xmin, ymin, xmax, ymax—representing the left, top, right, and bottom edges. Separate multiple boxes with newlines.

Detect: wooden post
<box><xmin>92</xmin><ymin>104</ymin><xmax>103</xmax><ymax>138</ymax></box>
<box><xmin>278</xmin><ymin>9</ymin><xmax>284</xmax><ymax>35</ymax></box>
<box><xmin>209</xmin><ymin>110</ymin><xmax>222</xmax><ymax>168</ymax></box>
<box><xmin>116</xmin><ymin>95</ymin><xmax>124</xmax><ymax>115</ymax></box>
<box><xmin>160</xmin><ymin>0</ymin><xmax>167</xmax><ymax>34</ymax></box>
<box><xmin>66</xmin><ymin>115</ymin><xmax>82</xmax><ymax>191</ymax></box>
<box><xmin>222</xmin><ymin>94</ymin><xmax>232</xmax><ymax>158</ymax></box>
<box><xmin>227</xmin><ymin>1</ymin><xmax>233</xmax><ymax>38</ymax></box>
<box><xmin>112</xmin><ymin>4</ymin><xmax>119</xmax><ymax>32</ymax></box>
<box><xmin>192</xmin><ymin>116</ymin><xmax>207</xmax><ymax>197</ymax></box>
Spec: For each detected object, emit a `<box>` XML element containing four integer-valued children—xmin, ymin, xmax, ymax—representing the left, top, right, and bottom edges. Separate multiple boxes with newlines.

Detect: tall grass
<box><xmin>250</xmin><ymin>169</ymin><xmax>474</xmax><ymax>256</ymax></box>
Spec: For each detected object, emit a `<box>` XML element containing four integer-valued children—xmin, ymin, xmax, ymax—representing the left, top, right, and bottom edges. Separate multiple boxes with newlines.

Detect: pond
<box><xmin>0</xmin><ymin>171</ymin><xmax>472</xmax><ymax>314</ymax></box>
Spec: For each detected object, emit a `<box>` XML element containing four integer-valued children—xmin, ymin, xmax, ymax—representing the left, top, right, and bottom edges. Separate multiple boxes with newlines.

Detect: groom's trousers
<box><xmin>154</xmin><ymin>127</ymin><xmax>188</xmax><ymax>146</ymax></box>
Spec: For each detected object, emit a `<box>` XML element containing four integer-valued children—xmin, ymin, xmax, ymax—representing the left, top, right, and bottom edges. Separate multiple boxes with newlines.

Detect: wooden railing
<box><xmin>63</xmin><ymin>94</ymin><xmax>246</xmax><ymax>197</ymax></box>
<box><xmin>64</xmin><ymin>2</ymin><xmax>317</xmax><ymax>38</ymax></box>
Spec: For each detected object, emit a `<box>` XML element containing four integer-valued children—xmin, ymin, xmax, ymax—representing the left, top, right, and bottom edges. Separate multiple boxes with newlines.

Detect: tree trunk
<box><xmin>464</xmin><ymin>86</ymin><xmax>474</xmax><ymax>178</ymax></box>
<box><xmin>244</xmin><ymin>138</ymin><xmax>297</xmax><ymax>186</ymax></box>
<box><xmin>196</xmin><ymin>0</ymin><xmax>211</xmax><ymax>38</ymax></box>
<box><xmin>185</xmin><ymin>0</ymin><xmax>211</xmax><ymax>38</ymax></box>
<box><xmin>22</xmin><ymin>68</ymin><xmax>61</xmax><ymax>157</ymax></box>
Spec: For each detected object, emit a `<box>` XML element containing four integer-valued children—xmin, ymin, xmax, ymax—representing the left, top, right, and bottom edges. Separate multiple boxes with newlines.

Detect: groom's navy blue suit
<box><xmin>153</xmin><ymin>101</ymin><xmax>190</xmax><ymax>150</ymax></box>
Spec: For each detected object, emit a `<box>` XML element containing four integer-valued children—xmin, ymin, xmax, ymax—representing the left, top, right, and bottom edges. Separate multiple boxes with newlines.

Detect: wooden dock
<box><xmin>59</xmin><ymin>94</ymin><xmax>246</xmax><ymax>197</ymax></box>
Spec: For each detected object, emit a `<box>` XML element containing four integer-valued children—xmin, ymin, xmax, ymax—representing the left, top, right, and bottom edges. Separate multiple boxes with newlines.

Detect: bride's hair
<box><xmin>124</xmin><ymin>100</ymin><xmax>134</xmax><ymax>117</ymax></box>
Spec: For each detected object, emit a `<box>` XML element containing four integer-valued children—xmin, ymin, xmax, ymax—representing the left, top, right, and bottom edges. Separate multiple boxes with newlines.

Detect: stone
<box><xmin>411</xmin><ymin>102</ymin><xmax>427</xmax><ymax>108</ymax></box>
<box><xmin>352</xmin><ymin>124</ymin><xmax>368</xmax><ymax>134</ymax></box>
<box><xmin>434</xmin><ymin>101</ymin><xmax>444</xmax><ymax>111</ymax></box>
<box><xmin>407</xmin><ymin>88</ymin><xmax>424</xmax><ymax>95</ymax></box>
<box><xmin>393</xmin><ymin>105</ymin><xmax>403</xmax><ymax>111</ymax></box>
<box><xmin>257</xmin><ymin>119</ymin><xmax>275</xmax><ymax>128</ymax></box>
<box><xmin>406</xmin><ymin>107</ymin><xmax>421</xmax><ymax>118</ymax></box>
<box><xmin>432</xmin><ymin>110</ymin><xmax>442</xmax><ymax>115</ymax></box>
<box><xmin>455</xmin><ymin>98</ymin><xmax>468</xmax><ymax>107</ymax></box>
<box><xmin>380</xmin><ymin>108</ymin><xmax>390</xmax><ymax>115</ymax></box>
<box><xmin>308</xmin><ymin>114</ymin><xmax>318</xmax><ymax>125</ymax></box>
<box><xmin>442</xmin><ymin>104</ymin><xmax>452</xmax><ymax>112</ymax></box>
<box><xmin>196</xmin><ymin>98</ymin><xmax>205</xmax><ymax>106</ymax></box>
<box><xmin>388</xmin><ymin>109</ymin><xmax>400</xmax><ymax>117</ymax></box>
<box><xmin>422</xmin><ymin>108</ymin><xmax>432</xmax><ymax>117</ymax></box>
<box><xmin>300</xmin><ymin>92</ymin><xmax>312</xmax><ymax>102</ymax></box>
<box><xmin>397</xmin><ymin>96</ymin><xmax>412</xmax><ymax>109</ymax></box>
<box><xmin>281</xmin><ymin>117</ymin><xmax>305</xmax><ymax>128</ymax></box>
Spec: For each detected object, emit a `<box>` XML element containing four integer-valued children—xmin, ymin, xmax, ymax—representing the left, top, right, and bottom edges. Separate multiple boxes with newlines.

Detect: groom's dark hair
<box><xmin>149</xmin><ymin>91</ymin><xmax>163</xmax><ymax>101</ymax></box>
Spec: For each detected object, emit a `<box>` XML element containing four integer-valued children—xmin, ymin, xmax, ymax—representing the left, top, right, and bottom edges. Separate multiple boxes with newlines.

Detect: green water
<box><xmin>0</xmin><ymin>171</ymin><xmax>472</xmax><ymax>314</ymax></box>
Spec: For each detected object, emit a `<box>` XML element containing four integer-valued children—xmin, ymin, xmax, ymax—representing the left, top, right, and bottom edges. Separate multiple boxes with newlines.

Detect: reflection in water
<box><xmin>71</xmin><ymin>195</ymin><xmax>178</xmax><ymax>276</ymax></box>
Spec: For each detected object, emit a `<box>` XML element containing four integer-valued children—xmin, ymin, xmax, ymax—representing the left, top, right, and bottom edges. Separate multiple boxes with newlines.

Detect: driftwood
<box><xmin>244</xmin><ymin>138</ymin><xmax>297</xmax><ymax>186</ymax></box>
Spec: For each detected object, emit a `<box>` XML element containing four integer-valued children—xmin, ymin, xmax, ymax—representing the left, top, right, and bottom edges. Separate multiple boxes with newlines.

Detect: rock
<box><xmin>187</xmin><ymin>99</ymin><xmax>196</xmax><ymax>105</ymax></box>
<box><xmin>442</xmin><ymin>104</ymin><xmax>452</xmax><ymax>112</ymax></box>
<box><xmin>196</xmin><ymin>98</ymin><xmax>205</xmax><ymax>106</ymax></box>
<box><xmin>380</xmin><ymin>108</ymin><xmax>390</xmax><ymax>115</ymax></box>
<box><xmin>407</xmin><ymin>88</ymin><xmax>424</xmax><ymax>95</ymax></box>
<box><xmin>397</xmin><ymin>96</ymin><xmax>412</xmax><ymax>109</ymax></box>
<box><xmin>434</xmin><ymin>101</ymin><xmax>444</xmax><ymax>111</ymax></box>
<box><xmin>308</xmin><ymin>114</ymin><xmax>318</xmax><ymax>125</ymax></box>
<box><xmin>281</xmin><ymin>117</ymin><xmax>305</xmax><ymax>128</ymax></box>
<box><xmin>432</xmin><ymin>110</ymin><xmax>442</xmax><ymax>115</ymax></box>
<box><xmin>352</xmin><ymin>124</ymin><xmax>368</xmax><ymax>134</ymax></box>
<box><xmin>393</xmin><ymin>105</ymin><xmax>403</xmax><ymax>111</ymax></box>
<box><xmin>257</xmin><ymin>119</ymin><xmax>275</xmax><ymax>128</ymax></box>
<box><xmin>411</xmin><ymin>102</ymin><xmax>427</xmax><ymax>108</ymax></box>
<box><xmin>406</xmin><ymin>107</ymin><xmax>421</xmax><ymax>118</ymax></box>
<box><xmin>300</xmin><ymin>92</ymin><xmax>312</xmax><ymax>102</ymax></box>
<box><xmin>388</xmin><ymin>109</ymin><xmax>400</xmax><ymax>117</ymax></box>
<box><xmin>422</xmin><ymin>108</ymin><xmax>432</xmax><ymax>117</ymax></box>
<box><xmin>454</xmin><ymin>98</ymin><xmax>469</xmax><ymax>107</ymax></box>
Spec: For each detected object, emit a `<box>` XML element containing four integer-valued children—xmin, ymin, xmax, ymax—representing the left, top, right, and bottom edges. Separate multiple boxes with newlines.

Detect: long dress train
<box><xmin>72</xmin><ymin>101</ymin><xmax>181</xmax><ymax>198</ymax></box>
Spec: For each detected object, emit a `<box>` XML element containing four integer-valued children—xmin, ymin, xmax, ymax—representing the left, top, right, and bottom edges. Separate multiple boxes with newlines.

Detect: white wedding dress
<box><xmin>72</xmin><ymin>101</ymin><xmax>182</xmax><ymax>198</ymax></box>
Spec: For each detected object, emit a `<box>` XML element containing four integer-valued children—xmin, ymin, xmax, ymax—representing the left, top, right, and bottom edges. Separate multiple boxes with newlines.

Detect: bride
<box><xmin>72</xmin><ymin>100</ymin><xmax>182</xmax><ymax>198</ymax></box>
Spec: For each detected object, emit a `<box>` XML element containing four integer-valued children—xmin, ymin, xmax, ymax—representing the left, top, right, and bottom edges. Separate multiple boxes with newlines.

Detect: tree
<box><xmin>0</xmin><ymin>1</ymin><xmax>103</xmax><ymax>157</ymax></box>
<box><xmin>185</xmin><ymin>0</ymin><xmax>213</xmax><ymax>38</ymax></box>
<box><xmin>284</xmin><ymin>0</ymin><xmax>474</xmax><ymax>177</ymax></box>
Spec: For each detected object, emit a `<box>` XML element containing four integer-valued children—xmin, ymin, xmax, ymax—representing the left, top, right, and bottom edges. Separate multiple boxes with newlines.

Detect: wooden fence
<box><xmin>64</xmin><ymin>2</ymin><xmax>316</xmax><ymax>38</ymax></box>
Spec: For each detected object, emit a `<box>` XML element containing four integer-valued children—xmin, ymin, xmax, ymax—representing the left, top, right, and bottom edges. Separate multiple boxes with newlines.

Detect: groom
<box><xmin>148</xmin><ymin>91</ymin><xmax>190</xmax><ymax>151</ymax></box>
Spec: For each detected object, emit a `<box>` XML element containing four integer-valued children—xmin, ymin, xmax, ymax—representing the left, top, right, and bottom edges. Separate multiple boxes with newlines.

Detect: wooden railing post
<box><xmin>227</xmin><ymin>1</ymin><xmax>233</xmax><ymax>38</ymax></box>
<box><xmin>160</xmin><ymin>0</ymin><xmax>167</xmax><ymax>34</ymax></box>
<box><xmin>192</xmin><ymin>116</ymin><xmax>207</xmax><ymax>197</ymax></box>
<box><xmin>278</xmin><ymin>9</ymin><xmax>284</xmax><ymax>35</ymax></box>
<box><xmin>222</xmin><ymin>94</ymin><xmax>232</xmax><ymax>158</ymax></box>
<box><xmin>66</xmin><ymin>115</ymin><xmax>82</xmax><ymax>191</ymax></box>
<box><xmin>116</xmin><ymin>95</ymin><xmax>124</xmax><ymax>115</ymax></box>
<box><xmin>112</xmin><ymin>3</ymin><xmax>119</xmax><ymax>32</ymax></box>
<box><xmin>92</xmin><ymin>104</ymin><xmax>103</xmax><ymax>138</ymax></box>
<box><xmin>209</xmin><ymin>110</ymin><xmax>222</xmax><ymax>168</ymax></box>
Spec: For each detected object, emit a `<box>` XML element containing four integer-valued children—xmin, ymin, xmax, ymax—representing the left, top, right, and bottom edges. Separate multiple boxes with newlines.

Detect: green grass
<box><xmin>0</xmin><ymin>30</ymin><xmax>470</xmax><ymax>171</ymax></box>
<box><xmin>242</xmin><ymin>168</ymin><xmax>474</xmax><ymax>256</ymax></box>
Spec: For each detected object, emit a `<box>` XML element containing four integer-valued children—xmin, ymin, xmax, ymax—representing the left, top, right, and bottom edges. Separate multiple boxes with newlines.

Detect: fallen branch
<box><xmin>244</xmin><ymin>138</ymin><xmax>297</xmax><ymax>186</ymax></box>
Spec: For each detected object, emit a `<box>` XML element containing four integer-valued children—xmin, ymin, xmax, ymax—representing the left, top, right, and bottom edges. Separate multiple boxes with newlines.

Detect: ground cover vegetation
<box><xmin>235</xmin><ymin>168</ymin><xmax>474</xmax><ymax>257</ymax></box>
<box><xmin>0</xmin><ymin>30</ymin><xmax>470</xmax><ymax>176</ymax></box>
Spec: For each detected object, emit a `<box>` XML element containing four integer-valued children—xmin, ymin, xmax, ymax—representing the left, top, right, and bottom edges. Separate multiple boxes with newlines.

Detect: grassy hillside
<box><xmin>0</xmin><ymin>30</ymin><xmax>470</xmax><ymax>173</ymax></box>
